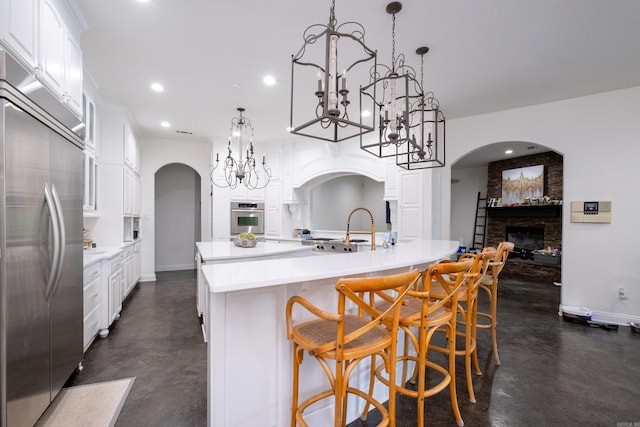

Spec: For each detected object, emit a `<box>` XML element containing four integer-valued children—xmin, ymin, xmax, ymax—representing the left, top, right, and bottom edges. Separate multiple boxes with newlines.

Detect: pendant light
<box><xmin>360</xmin><ymin>2</ymin><xmax>423</xmax><ymax>158</ymax></box>
<box><xmin>396</xmin><ymin>47</ymin><xmax>446</xmax><ymax>169</ymax></box>
<box><xmin>289</xmin><ymin>0</ymin><xmax>377</xmax><ymax>142</ymax></box>
<box><xmin>211</xmin><ymin>108</ymin><xmax>272</xmax><ymax>190</ymax></box>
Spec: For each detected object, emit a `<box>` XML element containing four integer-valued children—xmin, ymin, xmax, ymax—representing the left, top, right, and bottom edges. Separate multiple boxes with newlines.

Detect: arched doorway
<box><xmin>155</xmin><ymin>163</ymin><xmax>201</xmax><ymax>271</ymax></box>
<box><xmin>451</xmin><ymin>141</ymin><xmax>563</xmax><ymax>285</ymax></box>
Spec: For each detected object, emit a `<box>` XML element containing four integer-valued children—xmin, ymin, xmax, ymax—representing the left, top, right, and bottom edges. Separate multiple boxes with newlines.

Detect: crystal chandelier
<box><xmin>396</xmin><ymin>47</ymin><xmax>446</xmax><ymax>169</ymax></box>
<box><xmin>211</xmin><ymin>107</ymin><xmax>271</xmax><ymax>190</ymax></box>
<box><xmin>360</xmin><ymin>2</ymin><xmax>423</xmax><ymax>158</ymax></box>
<box><xmin>289</xmin><ymin>0</ymin><xmax>377</xmax><ymax>142</ymax></box>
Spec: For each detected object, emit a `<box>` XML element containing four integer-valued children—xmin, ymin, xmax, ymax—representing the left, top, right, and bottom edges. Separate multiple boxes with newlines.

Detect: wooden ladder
<box><xmin>472</xmin><ymin>191</ymin><xmax>488</xmax><ymax>250</ymax></box>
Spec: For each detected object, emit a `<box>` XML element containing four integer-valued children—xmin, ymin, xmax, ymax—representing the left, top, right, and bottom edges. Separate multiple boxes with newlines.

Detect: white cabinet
<box><xmin>104</xmin><ymin>251</ymin><xmax>123</xmax><ymax>335</ymax></box>
<box><xmin>83</xmin><ymin>94</ymin><xmax>97</xmax><ymax>151</ymax></box>
<box><xmin>123</xmin><ymin>243</ymin><xmax>137</xmax><ymax>297</ymax></box>
<box><xmin>134</xmin><ymin>241</ymin><xmax>142</xmax><ymax>283</ymax></box>
<box><xmin>0</xmin><ymin>0</ymin><xmax>39</xmax><ymax>68</ymax></box>
<box><xmin>39</xmin><ymin>0</ymin><xmax>82</xmax><ymax>117</ymax></box>
<box><xmin>123</xmin><ymin>167</ymin><xmax>139</xmax><ymax>216</ymax></box>
<box><xmin>124</xmin><ymin>123</ymin><xmax>138</xmax><ymax>172</ymax></box>
<box><xmin>39</xmin><ymin>0</ymin><xmax>65</xmax><ymax>97</ymax></box>
<box><xmin>83</xmin><ymin>150</ymin><xmax>97</xmax><ymax>212</ymax></box>
<box><xmin>398</xmin><ymin>171</ymin><xmax>423</xmax><ymax>240</ymax></box>
<box><xmin>265</xmin><ymin>182</ymin><xmax>281</xmax><ymax>237</ymax></box>
<box><xmin>83</xmin><ymin>262</ymin><xmax>102</xmax><ymax>351</ymax></box>
<box><xmin>64</xmin><ymin>31</ymin><xmax>83</xmax><ymax>116</ymax></box>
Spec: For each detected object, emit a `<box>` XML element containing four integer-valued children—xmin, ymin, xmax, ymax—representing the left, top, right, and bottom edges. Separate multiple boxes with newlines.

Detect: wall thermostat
<box><xmin>570</xmin><ymin>201</ymin><xmax>611</xmax><ymax>223</ymax></box>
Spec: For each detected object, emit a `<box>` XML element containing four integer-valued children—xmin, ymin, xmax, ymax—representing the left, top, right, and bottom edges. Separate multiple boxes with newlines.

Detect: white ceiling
<box><xmin>73</xmin><ymin>0</ymin><xmax>640</xmax><ymax>167</ymax></box>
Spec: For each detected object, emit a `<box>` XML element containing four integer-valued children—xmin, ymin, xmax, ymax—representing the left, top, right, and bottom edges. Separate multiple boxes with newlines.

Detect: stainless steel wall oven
<box><xmin>230</xmin><ymin>202</ymin><xmax>265</xmax><ymax>235</ymax></box>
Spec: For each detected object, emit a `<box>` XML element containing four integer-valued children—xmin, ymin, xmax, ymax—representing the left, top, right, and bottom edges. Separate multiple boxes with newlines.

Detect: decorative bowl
<box><xmin>234</xmin><ymin>236</ymin><xmax>257</xmax><ymax>248</ymax></box>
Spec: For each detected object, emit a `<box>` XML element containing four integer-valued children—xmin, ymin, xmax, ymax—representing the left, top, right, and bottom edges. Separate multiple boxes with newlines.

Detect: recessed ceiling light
<box><xmin>263</xmin><ymin>75</ymin><xmax>276</xmax><ymax>86</ymax></box>
<box><xmin>137</xmin><ymin>0</ymin><xmax>151</xmax><ymax>3</ymax></box>
<box><xmin>161</xmin><ymin>121</ymin><xmax>170</xmax><ymax>128</ymax></box>
<box><xmin>505</xmin><ymin>149</ymin><xmax>513</xmax><ymax>154</ymax></box>
<box><xmin>150</xmin><ymin>82</ymin><xmax>164</xmax><ymax>92</ymax></box>
<box><xmin>361</xmin><ymin>110</ymin><xmax>371</xmax><ymax>118</ymax></box>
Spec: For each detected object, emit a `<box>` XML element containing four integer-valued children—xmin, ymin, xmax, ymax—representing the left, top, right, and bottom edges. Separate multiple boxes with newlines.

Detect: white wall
<box><xmin>154</xmin><ymin>163</ymin><xmax>200</xmax><ymax>271</ymax></box>
<box><xmin>139</xmin><ymin>138</ymin><xmax>211</xmax><ymax>281</ymax></box>
<box><xmin>450</xmin><ymin>166</ymin><xmax>488</xmax><ymax>249</ymax></box>
<box><xmin>310</xmin><ymin>175</ymin><xmax>384</xmax><ymax>232</ymax></box>
<box><xmin>443</xmin><ymin>86</ymin><xmax>640</xmax><ymax>324</ymax></box>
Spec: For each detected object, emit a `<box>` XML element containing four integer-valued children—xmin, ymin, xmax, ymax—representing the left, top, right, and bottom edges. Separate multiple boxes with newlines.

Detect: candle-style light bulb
<box><xmin>341</xmin><ymin>68</ymin><xmax>347</xmax><ymax>90</ymax></box>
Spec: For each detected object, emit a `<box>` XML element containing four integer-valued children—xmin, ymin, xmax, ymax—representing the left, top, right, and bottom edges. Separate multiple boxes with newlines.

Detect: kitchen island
<box><xmin>201</xmin><ymin>238</ymin><xmax>459</xmax><ymax>427</ymax></box>
<box><xmin>194</xmin><ymin>241</ymin><xmax>313</xmax><ymax>339</ymax></box>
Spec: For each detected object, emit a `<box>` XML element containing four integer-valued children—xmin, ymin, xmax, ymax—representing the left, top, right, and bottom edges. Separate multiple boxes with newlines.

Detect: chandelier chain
<box><xmin>420</xmin><ymin>51</ymin><xmax>424</xmax><ymax>91</ymax></box>
<box><xmin>330</xmin><ymin>0</ymin><xmax>336</xmax><ymax>28</ymax></box>
<box><xmin>391</xmin><ymin>12</ymin><xmax>396</xmax><ymax>71</ymax></box>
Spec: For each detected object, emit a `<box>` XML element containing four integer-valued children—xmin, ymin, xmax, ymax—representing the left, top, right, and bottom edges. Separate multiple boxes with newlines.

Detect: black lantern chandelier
<box><xmin>360</xmin><ymin>2</ymin><xmax>423</xmax><ymax>158</ymax></box>
<box><xmin>396</xmin><ymin>47</ymin><xmax>446</xmax><ymax>169</ymax></box>
<box><xmin>211</xmin><ymin>108</ymin><xmax>271</xmax><ymax>190</ymax></box>
<box><xmin>289</xmin><ymin>0</ymin><xmax>377</xmax><ymax>142</ymax></box>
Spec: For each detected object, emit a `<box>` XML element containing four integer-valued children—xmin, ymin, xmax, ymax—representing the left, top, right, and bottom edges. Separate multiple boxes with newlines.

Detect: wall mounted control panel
<box><xmin>570</xmin><ymin>201</ymin><xmax>612</xmax><ymax>223</ymax></box>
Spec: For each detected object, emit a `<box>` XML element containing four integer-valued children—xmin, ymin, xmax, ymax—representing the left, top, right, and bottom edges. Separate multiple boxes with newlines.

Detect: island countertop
<box><xmin>201</xmin><ymin>238</ymin><xmax>459</xmax><ymax>293</ymax></box>
<box><xmin>195</xmin><ymin>240</ymin><xmax>311</xmax><ymax>262</ymax></box>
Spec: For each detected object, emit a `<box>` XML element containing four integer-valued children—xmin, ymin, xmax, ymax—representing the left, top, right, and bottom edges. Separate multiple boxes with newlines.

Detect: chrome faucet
<box><xmin>345</xmin><ymin>208</ymin><xmax>375</xmax><ymax>251</ymax></box>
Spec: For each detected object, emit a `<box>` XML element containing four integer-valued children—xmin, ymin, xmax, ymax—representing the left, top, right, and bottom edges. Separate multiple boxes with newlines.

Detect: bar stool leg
<box><xmin>489</xmin><ymin>284</ymin><xmax>500</xmax><ymax>365</ymax></box>
<box><xmin>291</xmin><ymin>345</ymin><xmax>302</xmax><ymax>427</ymax></box>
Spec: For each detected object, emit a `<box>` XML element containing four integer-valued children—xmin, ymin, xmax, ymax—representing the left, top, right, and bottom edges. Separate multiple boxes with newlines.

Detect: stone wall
<box><xmin>485</xmin><ymin>151</ymin><xmax>563</xmax><ymax>282</ymax></box>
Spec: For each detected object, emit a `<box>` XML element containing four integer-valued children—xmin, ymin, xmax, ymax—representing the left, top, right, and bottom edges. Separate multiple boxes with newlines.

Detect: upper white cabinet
<box><xmin>64</xmin><ymin>30</ymin><xmax>83</xmax><ymax>115</ymax></box>
<box><xmin>39</xmin><ymin>0</ymin><xmax>65</xmax><ymax>97</ymax></box>
<box><xmin>0</xmin><ymin>0</ymin><xmax>39</xmax><ymax>68</ymax></box>
<box><xmin>398</xmin><ymin>171</ymin><xmax>423</xmax><ymax>240</ymax></box>
<box><xmin>124</xmin><ymin>124</ymin><xmax>139</xmax><ymax>172</ymax></box>
<box><xmin>0</xmin><ymin>0</ymin><xmax>83</xmax><ymax>118</ymax></box>
<box><xmin>83</xmin><ymin>150</ymin><xmax>97</xmax><ymax>212</ymax></box>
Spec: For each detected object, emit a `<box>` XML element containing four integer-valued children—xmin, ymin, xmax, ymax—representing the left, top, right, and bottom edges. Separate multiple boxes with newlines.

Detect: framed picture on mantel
<box><xmin>501</xmin><ymin>165</ymin><xmax>544</xmax><ymax>205</ymax></box>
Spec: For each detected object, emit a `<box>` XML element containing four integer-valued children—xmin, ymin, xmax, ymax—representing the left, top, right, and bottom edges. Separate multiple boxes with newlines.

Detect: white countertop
<box><xmin>195</xmin><ymin>240</ymin><xmax>311</xmax><ymax>262</ymax></box>
<box><xmin>82</xmin><ymin>240</ymin><xmax>140</xmax><ymax>268</ymax></box>
<box><xmin>201</xmin><ymin>239</ymin><xmax>459</xmax><ymax>293</ymax></box>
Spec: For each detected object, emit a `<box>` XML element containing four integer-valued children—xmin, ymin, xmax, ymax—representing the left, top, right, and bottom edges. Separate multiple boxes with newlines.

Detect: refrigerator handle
<box><xmin>43</xmin><ymin>183</ymin><xmax>61</xmax><ymax>301</ymax></box>
<box><xmin>50</xmin><ymin>184</ymin><xmax>66</xmax><ymax>297</ymax></box>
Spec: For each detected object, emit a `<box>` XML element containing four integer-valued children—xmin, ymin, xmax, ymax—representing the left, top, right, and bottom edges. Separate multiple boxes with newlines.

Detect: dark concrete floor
<box><xmin>66</xmin><ymin>270</ymin><xmax>207</xmax><ymax>427</ymax></box>
<box><xmin>67</xmin><ymin>270</ymin><xmax>640</xmax><ymax>427</ymax></box>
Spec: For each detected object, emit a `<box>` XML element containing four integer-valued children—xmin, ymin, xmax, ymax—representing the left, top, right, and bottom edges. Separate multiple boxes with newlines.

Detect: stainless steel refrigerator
<box><xmin>1</xmin><ymin>51</ymin><xmax>84</xmax><ymax>427</ymax></box>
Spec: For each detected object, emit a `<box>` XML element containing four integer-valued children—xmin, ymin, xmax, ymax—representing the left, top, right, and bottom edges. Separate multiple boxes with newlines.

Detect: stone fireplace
<box><xmin>485</xmin><ymin>151</ymin><xmax>563</xmax><ymax>281</ymax></box>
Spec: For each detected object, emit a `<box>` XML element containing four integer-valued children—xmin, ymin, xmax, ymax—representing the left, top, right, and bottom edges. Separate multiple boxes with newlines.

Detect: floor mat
<box><xmin>35</xmin><ymin>378</ymin><xmax>135</xmax><ymax>427</ymax></box>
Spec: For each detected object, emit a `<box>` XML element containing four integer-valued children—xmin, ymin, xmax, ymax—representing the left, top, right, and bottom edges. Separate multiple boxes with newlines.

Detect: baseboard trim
<box><xmin>155</xmin><ymin>263</ymin><xmax>195</xmax><ymax>272</ymax></box>
<box><xmin>139</xmin><ymin>274</ymin><xmax>157</xmax><ymax>282</ymax></box>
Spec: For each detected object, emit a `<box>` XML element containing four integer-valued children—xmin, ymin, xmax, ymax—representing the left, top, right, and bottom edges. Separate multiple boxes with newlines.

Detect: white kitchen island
<box><xmin>194</xmin><ymin>241</ymin><xmax>313</xmax><ymax>339</ymax></box>
<box><xmin>201</xmin><ymin>238</ymin><xmax>459</xmax><ymax>427</ymax></box>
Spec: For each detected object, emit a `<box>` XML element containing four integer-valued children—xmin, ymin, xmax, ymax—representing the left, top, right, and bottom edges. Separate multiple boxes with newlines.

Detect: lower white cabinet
<box><xmin>83</xmin><ymin>243</ymin><xmax>141</xmax><ymax>349</ymax></box>
<box><xmin>82</xmin><ymin>262</ymin><xmax>102</xmax><ymax>351</ymax></box>
<box><xmin>105</xmin><ymin>251</ymin><xmax>124</xmax><ymax>335</ymax></box>
<box><xmin>123</xmin><ymin>243</ymin><xmax>135</xmax><ymax>297</ymax></box>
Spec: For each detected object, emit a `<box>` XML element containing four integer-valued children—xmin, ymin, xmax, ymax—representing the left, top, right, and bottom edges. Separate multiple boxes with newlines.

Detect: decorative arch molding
<box><xmin>293</xmin><ymin>148</ymin><xmax>386</xmax><ymax>189</ymax></box>
<box><xmin>155</xmin><ymin>161</ymin><xmax>201</xmax><ymax>178</ymax></box>
<box><xmin>450</xmin><ymin>140</ymin><xmax>564</xmax><ymax>168</ymax></box>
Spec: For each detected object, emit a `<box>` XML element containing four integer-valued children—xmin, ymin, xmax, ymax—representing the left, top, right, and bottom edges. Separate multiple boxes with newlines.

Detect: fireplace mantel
<box><xmin>487</xmin><ymin>205</ymin><xmax>562</xmax><ymax>218</ymax></box>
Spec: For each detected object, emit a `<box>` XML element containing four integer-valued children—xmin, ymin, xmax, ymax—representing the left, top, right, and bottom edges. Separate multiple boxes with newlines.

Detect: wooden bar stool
<box><xmin>476</xmin><ymin>241</ymin><xmax>514</xmax><ymax>365</ymax></box>
<box><xmin>286</xmin><ymin>269</ymin><xmax>420</xmax><ymax>427</ymax></box>
<box><xmin>428</xmin><ymin>249</ymin><xmax>496</xmax><ymax>403</ymax></box>
<box><xmin>368</xmin><ymin>260</ymin><xmax>474</xmax><ymax>427</ymax></box>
